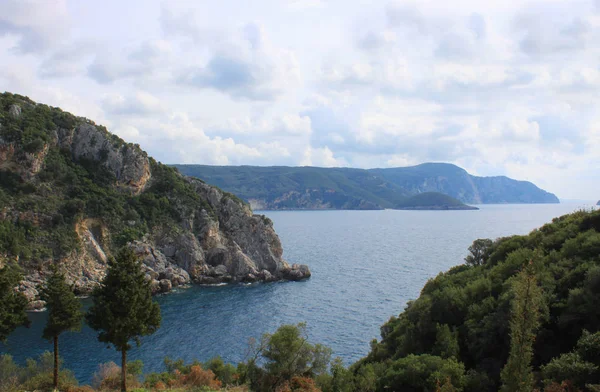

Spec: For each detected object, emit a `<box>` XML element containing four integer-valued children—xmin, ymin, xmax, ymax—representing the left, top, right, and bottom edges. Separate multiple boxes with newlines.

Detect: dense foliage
<box><xmin>0</xmin><ymin>263</ymin><xmax>29</xmax><ymax>342</ymax></box>
<box><xmin>0</xmin><ymin>92</ymin><xmax>219</xmax><ymax>272</ymax></box>
<box><xmin>174</xmin><ymin>163</ymin><xmax>558</xmax><ymax>210</ymax></box>
<box><xmin>353</xmin><ymin>208</ymin><xmax>600</xmax><ymax>391</ymax></box>
<box><xmin>397</xmin><ymin>192</ymin><xmax>478</xmax><ymax>210</ymax></box>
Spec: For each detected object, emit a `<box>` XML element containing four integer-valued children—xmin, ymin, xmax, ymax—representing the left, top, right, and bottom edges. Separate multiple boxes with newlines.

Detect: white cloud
<box><xmin>102</xmin><ymin>92</ymin><xmax>165</xmax><ymax>116</ymax></box>
<box><xmin>162</xmin><ymin>6</ymin><xmax>301</xmax><ymax>101</ymax></box>
<box><xmin>0</xmin><ymin>0</ymin><xmax>69</xmax><ymax>53</ymax></box>
<box><xmin>300</xmin><ymin>146</ymin><xmax>347</xmax><ymax>167</ymax></box>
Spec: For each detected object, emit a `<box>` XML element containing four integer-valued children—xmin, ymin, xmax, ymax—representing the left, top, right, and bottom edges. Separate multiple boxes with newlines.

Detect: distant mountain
<box><xmin>174</xmin><ymin>164</ymin><xmax>557</xmax><ymax>210</ymax></box>
<box><xmin>597</xmin><ymin>200</ymin><xmax>600</xmax><ymax>206</ymax></box>
<box><xmin>370</xmin><ymin>163</ymin><xmax>559</xmax><ymax>204</ymax></box>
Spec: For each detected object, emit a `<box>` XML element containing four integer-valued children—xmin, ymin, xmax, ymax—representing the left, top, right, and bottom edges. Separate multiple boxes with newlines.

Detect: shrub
<box><xmin>0</xmin><ymin>352</ymin><xmax>78</xmax><ymax>392</ymax></box>
<box><xmin>93</xmin><ymin>361</ymin><xmax>140</xmax><ymax>390</ymax></box>
<box><xmin>204</xmin><ymin>356</ymin><xmax>238</xmax><ymax>385</ymax></box>
<box><xmin>180</xmin><ymin>364</ymin><xmax>222</xmax><ymax>389</ymax></box>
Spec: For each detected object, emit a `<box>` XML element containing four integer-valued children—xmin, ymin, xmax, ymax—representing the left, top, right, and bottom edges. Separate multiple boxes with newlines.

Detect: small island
<box><xmin>395</xmin><ymin>192</ymin><xmax>479</xmax><ymax>210</ymax></box>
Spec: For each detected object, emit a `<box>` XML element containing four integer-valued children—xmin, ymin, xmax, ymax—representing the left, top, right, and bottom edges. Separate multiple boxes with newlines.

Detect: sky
<box><xmin>1</xmin><ymin>0</ymin><xmax>599</xmax><ymax>200</ymax></box>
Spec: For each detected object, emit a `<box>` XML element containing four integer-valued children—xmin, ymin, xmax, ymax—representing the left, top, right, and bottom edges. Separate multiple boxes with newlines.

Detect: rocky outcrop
<box><xmin>0</xmin><ymin>114</ymin><xmax>150</xmax><ymax>193</ymax></box>
<box><xmin>8</xmin><ymin>104</ymin><xmax>21</xmax><ymax>118</ymax></box>
<box><xmin>59</xmin><ymin>123</ymin><xmax>151</xmax><ymax>194</ymax></box>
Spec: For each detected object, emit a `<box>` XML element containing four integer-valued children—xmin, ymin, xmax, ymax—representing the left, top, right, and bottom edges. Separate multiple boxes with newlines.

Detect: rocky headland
<box><xmin>0</xmin><ymin>93</ymin><xmax>310</xmax><ymax>310</ymax></box>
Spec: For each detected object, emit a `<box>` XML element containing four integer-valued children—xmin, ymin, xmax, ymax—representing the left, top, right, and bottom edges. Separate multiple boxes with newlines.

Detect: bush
<box><xmin>0</xmin><ymin>352</ymin><xmax>78</xmax><ymax>392</ymax></box>
<box><xmin>204</xmin><ymin>356</ymin><xmax>238</xmax><ymax>385</ymax></box>
<box><xmin>180</xmin><ymin>364</ymin><xmax>222</xmax><ymax>389</ymax></box>
<box><xmin>93</xmin><ymin>361</ymin><xmax>140</xmax><ymax>390</ymax></box>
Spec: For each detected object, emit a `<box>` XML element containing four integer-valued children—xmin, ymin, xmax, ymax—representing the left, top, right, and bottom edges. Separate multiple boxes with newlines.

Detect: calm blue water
<box><xmin>1</xmin><ymin>202</ymin><xmax>596</xmax><ymax>383</ymax></box>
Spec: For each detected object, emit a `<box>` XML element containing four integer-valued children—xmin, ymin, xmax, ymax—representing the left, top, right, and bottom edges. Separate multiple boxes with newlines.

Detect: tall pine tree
<box><xmin>40</xmin><ymin>265</ymin><xmax>83</xmax><ymax>391</ymax></box>
<box><xmin>500</xmin><ymin>259</ymin><xmax>544</xmax><ymax>392</ymax></box>
<box><xmin>86</xmin><ymin>247</ymin><xmax>161</xmax><ymax>392</ymax></box>
<box><xmin>0</xmin><ymin>262</ymin><xmax>29</xmax><ymax>341</ymax></box>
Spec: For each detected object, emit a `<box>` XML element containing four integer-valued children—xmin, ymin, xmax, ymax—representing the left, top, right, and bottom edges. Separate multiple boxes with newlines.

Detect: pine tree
<box><xmin>86</xmin><ymin>247</ymin><xmax>161</xmax><ymax>392</ymax></box>
<box><xmin>500</xmin><ymin>259</ymin><xmax>544</xmax><ymax>392</ymax></box>
<box><xmin>39</xmin><ymin>265</ymin><xmax>83</xmax><ymax>391</ymax></box>
<box><xmin>0</xmin><ymin>262</ymin><xmax>30</xmax><ymax>341</ymax></box>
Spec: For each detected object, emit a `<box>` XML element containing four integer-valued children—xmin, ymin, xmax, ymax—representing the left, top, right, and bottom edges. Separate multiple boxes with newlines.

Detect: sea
<box><xmin>1</xmin><ymin>201</ymin><xmax>597</xmax><ymax>383</ymax></box>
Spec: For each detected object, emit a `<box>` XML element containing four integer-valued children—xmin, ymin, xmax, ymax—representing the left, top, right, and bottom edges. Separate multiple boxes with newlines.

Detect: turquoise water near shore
<box><xmin>1</xmin><ymin>202</ymin><xmax>596</xmax><ymax>383</ymax></box>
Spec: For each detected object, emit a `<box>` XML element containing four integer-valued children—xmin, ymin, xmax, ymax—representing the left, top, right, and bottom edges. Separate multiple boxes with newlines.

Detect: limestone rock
<box><xmin>130</xmin><ymin>240</ymin><xmax>191</xmax><ymax>293</ymax></box>
<box><xmin>8</xmin><ymin>104</ymin><xmax>21</xmax><ymax>118</ymax></box>
<box><xmin>69</xmin><ymin>123</ymin><xmax>151</xmax><ymax>194</ymax></box>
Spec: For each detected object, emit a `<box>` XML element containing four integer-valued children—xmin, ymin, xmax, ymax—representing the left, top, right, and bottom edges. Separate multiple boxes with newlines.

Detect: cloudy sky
<box><xmin>1</xmin><ymin>0</ymin><xmax>599</xmax><ymax>199</ymax></box>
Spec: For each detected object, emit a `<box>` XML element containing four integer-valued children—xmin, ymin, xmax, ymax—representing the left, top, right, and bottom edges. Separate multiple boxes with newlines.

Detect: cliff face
<box><xmin>0</xmin><ymin>93</ymin><xmax>309</xmax><ymax>309</ymax></box>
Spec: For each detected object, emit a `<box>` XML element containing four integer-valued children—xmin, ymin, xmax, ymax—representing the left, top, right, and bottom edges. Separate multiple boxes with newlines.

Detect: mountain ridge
<box><xmin>173</xmin><ymin>164</ymin><xmax>559</xmax><ymax>210</ymax></box>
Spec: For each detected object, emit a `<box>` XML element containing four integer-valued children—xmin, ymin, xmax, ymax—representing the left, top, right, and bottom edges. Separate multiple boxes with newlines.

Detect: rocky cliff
<box><xmin>0</xmin><ymin>93</ymin><xmax>309</xmax><ymax>309</ymax></box>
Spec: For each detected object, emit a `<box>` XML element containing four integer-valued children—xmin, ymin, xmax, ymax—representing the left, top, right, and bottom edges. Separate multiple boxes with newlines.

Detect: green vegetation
<box><xmin>0</xmin><ymin>263</ymin><xmax>29</xmax><ymax>342</ymax></box>
<box><xmin>243</xmin><ymin>322</ymin><xmax>332</xmax><ymax>391</ymax></box>
<box><xmin>86</xmin><ymin>248</ymin><xmax>161</xmax><ymax>392</ymax></box>
<box><xmin>0</xmin><ymin>351</ymin><xmax>78</xmax><ymax>392</ymax></box>
<box><xmin>396</xmin><ymin>192</ymin><xmax>478</xmax><ymax>210</ymax></box>
<box><xmin>173</xmin><ymin>163</ymin><xmax>558</xmax><ymax>210</ymax></box>
<box><xmin>499</xmin><ymin>258</ymin><xmax>543</xmax><ymax>392</ymax></box>
<box><xmin>40</xmin><ymin>265</ymin><xmax>84</xmax><ymax>390</ymax></box>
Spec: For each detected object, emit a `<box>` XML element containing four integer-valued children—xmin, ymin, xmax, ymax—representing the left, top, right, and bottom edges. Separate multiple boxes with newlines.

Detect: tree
<box><xmin>246</xmin><ymin>323</ymin><xmax>332</xmax><ymax>391</ymax></box>
<box><xmin>0</xmin><ymin>263</ymin><xmax>29</xmax><ymax>341</ymax></box>
<box><xmin>379</xmin><ymin>354</ymin><xmax>466</xmax><ymax>391</ymax></box>
<box><xmin>86</xmin><ymin>248</ymin><xmax>161</xmax><ymax>392</ymax></box>
<box><xmin>500</xmin><ymin>260</ymin><xmax>544</xmax><ymax>392</ymax></box>
<box><xmin>541</xmin><ymin>330</ymin><xmax>600</xmax><ymax>389</ymax></box>
<box><xmin>39</xmin><ymin>265</ymin><xmax>83</xmax><ymax>391</ymax></box>
<box><xmin>464</xmin><ymin>238</ymin><xmax>493</xmax><ymax>267</ymax></box>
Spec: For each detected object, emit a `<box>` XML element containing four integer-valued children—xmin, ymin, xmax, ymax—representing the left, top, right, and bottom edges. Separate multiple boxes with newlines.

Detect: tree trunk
<box><xmin>53</xmin><ymin>335</ymin><xmax>59</xmax><ymax>391</ymax></box>
<box><xmin>121</xmin><ymin>349</ymin><xmax>127</xmax><ymax>392</ymax></box>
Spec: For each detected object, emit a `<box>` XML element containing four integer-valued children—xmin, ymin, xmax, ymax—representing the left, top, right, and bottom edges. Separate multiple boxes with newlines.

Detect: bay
<box><xmin>1</xmin><ymin>202</ymin><xmax>596</xmax><ymax>383</ymax></box>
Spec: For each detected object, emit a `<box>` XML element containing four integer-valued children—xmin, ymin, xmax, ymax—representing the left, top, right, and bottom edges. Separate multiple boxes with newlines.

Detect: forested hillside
<box><xmin>351</xmin><ymin>208</ymin><xmax>600</xmax><ymax>391</ymax></box>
